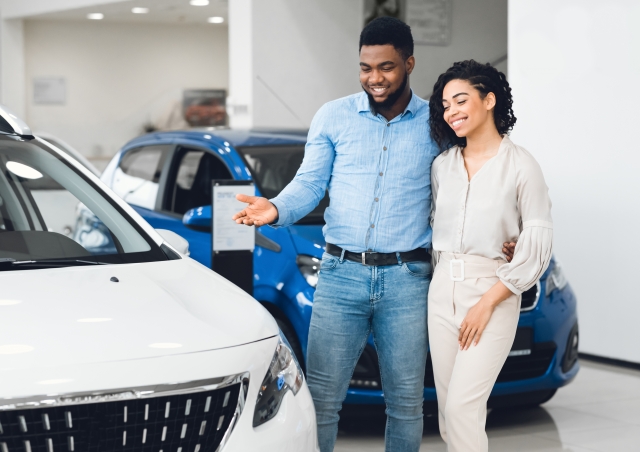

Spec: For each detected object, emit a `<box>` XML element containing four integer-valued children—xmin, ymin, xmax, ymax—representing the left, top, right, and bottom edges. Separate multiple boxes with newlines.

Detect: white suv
<box><xmin>0</xmin><ymin>106</ymin><xmax>318</xmax><ymax>452</ymax></box>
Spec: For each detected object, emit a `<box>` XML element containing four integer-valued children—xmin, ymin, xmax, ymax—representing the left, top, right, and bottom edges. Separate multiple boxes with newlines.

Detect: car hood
<box><xmin>0</xmin><ymin>258</ymin><xmax>278</xmax><ymax>371</ymax></box>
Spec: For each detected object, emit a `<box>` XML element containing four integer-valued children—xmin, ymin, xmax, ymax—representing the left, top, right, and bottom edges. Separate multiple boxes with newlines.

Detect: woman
<box><xmin>427</xmin><ymin>60</ymin><xmax>553</xmax><ymax>452</ymax></box>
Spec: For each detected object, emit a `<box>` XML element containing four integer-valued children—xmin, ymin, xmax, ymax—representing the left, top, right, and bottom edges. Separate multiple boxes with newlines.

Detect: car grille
<box><xmin>424</xmin><ymin>342</ymin><xmax>557</xmax><ymax>387</ymax></box>
<box><xmin>0</xmin><ymin>378</ymin><xmax>246</xmax><ymax>452</ymax></box>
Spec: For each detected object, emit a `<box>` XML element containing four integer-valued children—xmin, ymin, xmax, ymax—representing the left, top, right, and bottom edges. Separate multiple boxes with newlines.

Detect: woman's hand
<box><xmin>459</xmin><ymin>298</ymin><xmax>495</xmax><ymax>350</ymax></box>
<box><xmin>458</xmin><ymin>280</ymin><xmax>515</xmax><ymax>350</ymax></box>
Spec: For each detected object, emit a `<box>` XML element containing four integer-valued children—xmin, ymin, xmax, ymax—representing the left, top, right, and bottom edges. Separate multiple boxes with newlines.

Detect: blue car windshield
<box><xmin>0</xmin><ymin>136</ymin><xmax>167</xmax><ymax>268</ymax></box>
<box><xmin>238</xmin><ymin>145</ymin><xmax>328</xmax><ymax>225</ymax></box>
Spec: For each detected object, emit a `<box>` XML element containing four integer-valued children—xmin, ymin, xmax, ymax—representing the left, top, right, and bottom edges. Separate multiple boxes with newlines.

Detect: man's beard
<box><xmin>363</xmin><ymin>71</ymin><xmax>409</xmax><ymax>112</ymax></box>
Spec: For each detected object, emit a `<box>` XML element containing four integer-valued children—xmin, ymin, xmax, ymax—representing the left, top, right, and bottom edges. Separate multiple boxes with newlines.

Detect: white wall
<box><xmin>24</xmin><ymin>19</ymin><xmax>228</xmax><ymax>160</ymax></box>
<box><xmin>229</xmin><ymin>0</ymin><xmax>507</xmax><ymax>128</ymax></box>
<box><xmin>412</xmin><ymin>0</ymin><xmax>507</xmax><ymax>98</ymax></box>
<box><xmin>509</xmin><ymin>0</ymin><xmax>640</xmax><ymax>363</ymax></box>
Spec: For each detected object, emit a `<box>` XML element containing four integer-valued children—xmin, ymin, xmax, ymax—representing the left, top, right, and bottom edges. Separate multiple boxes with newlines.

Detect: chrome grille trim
<box><xmin>0</xmin><ymin>372</ymin><xmax>249</xmax><ymax>412</ymax></box>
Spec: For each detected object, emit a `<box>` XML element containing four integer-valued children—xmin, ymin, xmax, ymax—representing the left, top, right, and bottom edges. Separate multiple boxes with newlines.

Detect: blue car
<box><xmin>100</xmin><ymin>129</ymin><xmax>579</xmax><ymax>408</ymax></box>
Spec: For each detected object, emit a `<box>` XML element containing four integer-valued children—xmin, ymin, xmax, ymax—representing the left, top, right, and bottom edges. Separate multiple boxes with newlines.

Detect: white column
<box><xmin>0</xmin><ymin>17</ymin><xmax>25</xmax><ymax>117</ymax></box>
<box><xmin>228</xmin><ymin>0</ymin><xmax>362</xmax><ymax>129</ymax></box>
<box><xmin>228</xmin><ymin>0</ymin><xmax>254</xmax><ymax>128</ymax></box>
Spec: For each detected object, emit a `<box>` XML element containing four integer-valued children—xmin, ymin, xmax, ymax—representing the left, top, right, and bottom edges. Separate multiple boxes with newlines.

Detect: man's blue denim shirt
<box><xmin>271</xmin><ymin>91</ymin><xmax>440</xmax><ymax>253</ymax></box>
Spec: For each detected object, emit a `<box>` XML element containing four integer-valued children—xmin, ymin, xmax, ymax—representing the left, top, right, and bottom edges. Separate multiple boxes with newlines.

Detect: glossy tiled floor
<box><xmin>335</xmin><ymin>360</ymin><xmax>640</xmax><ymax>451</ymax></box>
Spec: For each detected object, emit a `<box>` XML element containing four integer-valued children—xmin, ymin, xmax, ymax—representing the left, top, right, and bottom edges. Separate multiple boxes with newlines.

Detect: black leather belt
<box><xmin>326</xmin><ymin>243</ymin><xmax>430</xmax><ymax>266</ymax></box>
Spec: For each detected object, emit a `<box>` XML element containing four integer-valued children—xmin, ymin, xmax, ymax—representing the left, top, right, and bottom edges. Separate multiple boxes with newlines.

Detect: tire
<box><xmin>273</xmin><ymin>315</ymin><xmax>306</xmax><ymax>374</ymax></box>
<box><xmin>488</xmin><ymin>389</ymin><xmax>557</xmax><ymax>409</ymax></box>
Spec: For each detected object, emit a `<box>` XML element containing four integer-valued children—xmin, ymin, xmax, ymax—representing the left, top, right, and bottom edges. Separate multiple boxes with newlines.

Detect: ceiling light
<box><xmin>6</xmin><ymin>161</ymin><xmax>43</xmax><ymax>179</ymax></box>
<box><xmin>0</xmin><ymin>299</ymin><xmax>21</xmax><ymax>306</ymax></box>
<box><xmin>0</xmin><ymin>344</ymin><xmax>34</xmax><ymax>354</ymax></box>
<box><xmin>132</xmin><ymin>7</ymin><xmax>149</xmax><ymax>14</ymax></box>
<box><xmin>87</xmin><ymin>13</ymin><xmax>104</xmax><ymax>20</ymax></box>
<box><xmin>190</xmin><ymin>0</ymin><xmax>210</xmax><ymax>5</ymax></box>
<box><xmin>208</xmin><ymin>16</ymin><xmax>224</xmax><ymax>24</ymax></box>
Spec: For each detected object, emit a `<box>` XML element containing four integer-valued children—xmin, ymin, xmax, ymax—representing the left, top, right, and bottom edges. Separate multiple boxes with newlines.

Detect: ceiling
<box><xmin>28</xmin><ymin>0</ymin><xmax>228</xmax><ymax>25</ymax></box>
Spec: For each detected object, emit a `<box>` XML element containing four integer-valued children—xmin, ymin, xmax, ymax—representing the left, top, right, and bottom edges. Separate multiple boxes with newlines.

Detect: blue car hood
<box><xmin>287</xmin><ymin>224</ymin><xmax>325</xmax><ymax>258</ymax></box>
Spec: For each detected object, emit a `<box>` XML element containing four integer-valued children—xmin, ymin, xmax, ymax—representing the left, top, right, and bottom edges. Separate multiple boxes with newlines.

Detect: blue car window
<box><xmin>238</xmin><ymin>145</ymin><xmax>328</xmax><ymax>224</ymax></box>
<box><xmin>113</xmin><ymin>145</ymin><xmax>171</xmax><ymax>210</ymax></box>
<box><xmin>167</xmin><ymin>147</ymin><xmax>233</xmax><ymax>215</ymax></box>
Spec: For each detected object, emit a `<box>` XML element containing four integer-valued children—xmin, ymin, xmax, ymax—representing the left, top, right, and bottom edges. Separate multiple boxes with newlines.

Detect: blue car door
<box><xmin>126</xmin><ymin>144</ymin><xmax>234</xmax><ymax>267</ymax></box>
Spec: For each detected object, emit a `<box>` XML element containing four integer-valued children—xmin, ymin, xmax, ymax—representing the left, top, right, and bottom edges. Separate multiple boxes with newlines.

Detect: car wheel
<box><xmin>273</xmin><ymin>315</ymin><xmax>306</xmax><ymax>374</ymax></box>
<box><xmin>488</xmin><ymin>389</ymin><xmax>557</xmax><ymax>409</ymax></box>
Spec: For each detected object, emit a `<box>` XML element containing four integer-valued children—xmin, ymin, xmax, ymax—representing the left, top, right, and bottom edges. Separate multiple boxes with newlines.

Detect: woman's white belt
<box><xmin>437</xmin><ymin>252</ymin><xmax>505</xmax><ymax>281</ymax></box>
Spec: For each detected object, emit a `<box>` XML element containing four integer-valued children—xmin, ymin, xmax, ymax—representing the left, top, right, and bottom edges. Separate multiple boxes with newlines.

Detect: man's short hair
<box><xmin>359</xmin><ymin>16</ymin><xmax>414</xmax><ymax>60</ymax></box>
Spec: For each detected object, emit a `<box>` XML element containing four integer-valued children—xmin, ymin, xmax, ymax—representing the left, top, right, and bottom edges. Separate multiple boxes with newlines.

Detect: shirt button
<box><xmin>386</xmin><ymin>123</ymin><xmax>390</xmax><ymax>127</ymax></box>
<box><xmin>375</xmin><ymin>197</ymin><xmax>379</xmax><ymax>202</ymax></box>
<box><xmin>383</xmin><ymin>146</ymin><xmax>387</xmax><ymax>151</ymax></box>
<box><xmin>379</xmin><ymin>172</ymin><xmax>383</xmax><ymax>176</ymax></box>
<box><xmin>371</xmin><ymin>224</ymin><xmax>375</xmax><ymax>228</ymax></box>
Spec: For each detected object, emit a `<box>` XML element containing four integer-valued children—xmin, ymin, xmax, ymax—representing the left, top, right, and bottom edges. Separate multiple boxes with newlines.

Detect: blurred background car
<box><xmin>98</xmin><ymin>128</ymin><xmax>580</xmax><ymax>410</ymax></box>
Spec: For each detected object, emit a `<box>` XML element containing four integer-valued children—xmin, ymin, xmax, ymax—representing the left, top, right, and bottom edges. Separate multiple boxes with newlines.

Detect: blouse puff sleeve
<box><xmin>496</xmin><ymin>148</ymin><xmax>553</xmax><ymax>295</ymax></box>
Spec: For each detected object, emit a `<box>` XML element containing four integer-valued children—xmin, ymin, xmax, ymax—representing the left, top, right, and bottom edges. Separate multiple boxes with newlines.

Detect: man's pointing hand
<box><xmin>232</xmin><ymin>194</ymin><xmax>279</xmax><ymax>226</ymax></box>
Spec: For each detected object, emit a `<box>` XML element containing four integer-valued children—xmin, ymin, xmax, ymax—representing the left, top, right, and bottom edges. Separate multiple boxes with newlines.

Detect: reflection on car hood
<box><xmin>0</xmin><ymin>258</ymin><xmax>278</xmax><ymax>371</ymax></box>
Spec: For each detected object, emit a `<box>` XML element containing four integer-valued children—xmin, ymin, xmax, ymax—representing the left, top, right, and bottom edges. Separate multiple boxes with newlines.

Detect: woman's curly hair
<box><xmin>428</xmin><ymin>60</ymin><xmax>516</xmax><ymax>151</ymax></box>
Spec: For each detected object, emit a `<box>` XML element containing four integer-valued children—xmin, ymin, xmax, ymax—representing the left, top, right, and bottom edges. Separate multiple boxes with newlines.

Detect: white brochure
<box><xmin>212</xmin><ymin>183</ymin><xmax>256</xmax><ymax>252</ymax></box>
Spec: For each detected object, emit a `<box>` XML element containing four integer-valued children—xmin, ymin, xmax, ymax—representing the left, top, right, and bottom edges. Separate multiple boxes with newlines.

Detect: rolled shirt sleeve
<box><xmin>496</xmin><ymin>152</ymin><xmax>553</xmax><ymax>295</ymax></box>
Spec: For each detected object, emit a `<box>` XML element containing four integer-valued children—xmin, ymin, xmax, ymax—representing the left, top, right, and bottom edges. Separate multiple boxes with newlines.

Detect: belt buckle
<box><xmin>450</xmin><ymin>259</ymin><xmax>465</xmax><ymax>281</ymax></box>
<box><xmin>361</xmin><ymin>252</ymin><xmax>375</xmax><ymax>266</ymax></box>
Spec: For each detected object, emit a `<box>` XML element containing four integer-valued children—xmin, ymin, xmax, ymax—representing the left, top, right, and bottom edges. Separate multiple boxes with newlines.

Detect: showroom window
<box><xmin>112</xmin><ymin>145</ymin><xmax>171</xmax><ymax>210</ymax></box>
<box><xmin>167</xmin><ymin>148</ymin><xmax>232</xmax><ymax>215</ymax></box>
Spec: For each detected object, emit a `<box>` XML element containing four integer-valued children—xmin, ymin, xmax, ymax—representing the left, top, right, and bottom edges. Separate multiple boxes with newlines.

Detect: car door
<box><xmin>151</xmin><ymin>145</ymin><xmax>234</xmax><ymax>266</ymax></box>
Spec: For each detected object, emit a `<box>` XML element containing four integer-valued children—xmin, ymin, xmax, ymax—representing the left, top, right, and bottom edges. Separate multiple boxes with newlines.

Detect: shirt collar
<box><xmin>356</xmin><ymin>90</ymin><xmax>419</xmax><ymax>119</ymax></box>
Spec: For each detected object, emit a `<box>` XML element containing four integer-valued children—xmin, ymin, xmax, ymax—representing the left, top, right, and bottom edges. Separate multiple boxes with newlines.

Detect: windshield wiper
<box><xmin>0</xmin><ymin>258</ymin><xmax>108</xmax><ymax>270</ymax></box>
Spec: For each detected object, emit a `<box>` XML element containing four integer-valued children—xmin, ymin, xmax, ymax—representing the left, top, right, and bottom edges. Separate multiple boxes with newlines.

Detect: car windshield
<box><xmin>0</xmin><ymin>136</ymin><xmax>167</xmax><ymax>268</ymax></box>
<box><xmin>238</xmin><ymin>145</ymin><xmax>328</xmax><ymax>224</ymax></box>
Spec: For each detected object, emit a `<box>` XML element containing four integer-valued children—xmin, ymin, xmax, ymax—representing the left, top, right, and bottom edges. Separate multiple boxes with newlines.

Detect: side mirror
<box><xmin>156</xmin><ymin>229</ymin><xmax>190</xmax><ymax>256</ymax></box>
<box><xmin>183</xmin><ymin>205</ymin><xmax>211</xmax><ymax>232</ymax></box>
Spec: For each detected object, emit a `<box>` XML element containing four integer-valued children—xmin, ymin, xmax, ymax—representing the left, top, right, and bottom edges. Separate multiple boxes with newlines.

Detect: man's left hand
<box><xmin>503</xmin><ymin>242</ymin><xmax>517</xmax><ymax>262</ymax></box>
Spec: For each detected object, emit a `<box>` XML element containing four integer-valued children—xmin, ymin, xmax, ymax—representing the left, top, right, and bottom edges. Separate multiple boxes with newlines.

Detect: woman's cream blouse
<box><xmin>430</xmin><ymin>136</ymin><xmax>553</xmax><ymax>295</ymax></box>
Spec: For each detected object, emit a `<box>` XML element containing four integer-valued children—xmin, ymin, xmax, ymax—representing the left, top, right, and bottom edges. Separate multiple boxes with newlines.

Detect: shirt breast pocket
<box><xmin>390</xmin><ymin>140</ymin><xmax>432</xmax><ymax>180</ymax></box>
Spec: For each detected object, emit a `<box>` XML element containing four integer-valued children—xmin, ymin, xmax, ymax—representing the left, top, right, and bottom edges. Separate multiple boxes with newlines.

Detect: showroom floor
<box><xmin>335</xmin><ymin>360</ymin><xmax>640</xmax><ymax>451</ymax></box>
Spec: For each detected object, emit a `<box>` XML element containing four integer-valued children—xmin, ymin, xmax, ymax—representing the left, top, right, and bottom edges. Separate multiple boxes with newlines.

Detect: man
<box><xmin>233</xmin><ymin>17</ymin><xmax>514</xmax><ymax>452</ymax></box>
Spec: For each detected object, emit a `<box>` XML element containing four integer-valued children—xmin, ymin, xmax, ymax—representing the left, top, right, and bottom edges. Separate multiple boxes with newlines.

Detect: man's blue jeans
<box><xmin>307</xmin><ymin>252</ymin><xmax>431</xmax><ymax>452</ymax></box>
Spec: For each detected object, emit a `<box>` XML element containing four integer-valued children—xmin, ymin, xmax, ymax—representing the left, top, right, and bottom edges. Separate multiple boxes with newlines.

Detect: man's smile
<box><xmin>369</xmin><ymin>86</ymin><xmax>389</xmax><ymax>95</ymax></box>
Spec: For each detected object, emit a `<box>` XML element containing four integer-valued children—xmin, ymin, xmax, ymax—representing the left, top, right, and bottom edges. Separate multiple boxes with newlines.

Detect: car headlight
<box><xmin>296</xmin><ymin>255</ymin><xmax>320</xmax><ymax>287</ymax></box>
<box><xmin>545</xmin><ymin>261</ymin><xmax>568</xmax><ymax>296</ymax></box>
<box><xmin>252</xmin><ymin>331</ymin><xmax>304</xmax><ymax>427</ymax></box>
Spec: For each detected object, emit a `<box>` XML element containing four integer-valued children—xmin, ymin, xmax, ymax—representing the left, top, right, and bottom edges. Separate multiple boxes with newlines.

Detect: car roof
<box><xmin>125</xmin><ymin>128</ymin><xmax>308</xmax><ymax>150</ymax></box>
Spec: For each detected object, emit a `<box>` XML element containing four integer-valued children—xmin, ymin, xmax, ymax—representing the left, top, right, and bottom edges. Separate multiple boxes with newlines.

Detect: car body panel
<box><xmin>0</xmin><ymin>258</ymin><xmax>278</xmax><ymax>371</ymax></box>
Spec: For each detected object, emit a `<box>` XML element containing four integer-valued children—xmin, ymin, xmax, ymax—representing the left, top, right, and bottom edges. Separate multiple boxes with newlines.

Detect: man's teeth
<box><xmin>452</xmin><ymin>119</ymin><xmax>466</xmax><ymax>126</ymax></box>
<box><xmin>372</xmin><ymin>87</ymin><xmax>386</xmax><ymax>92</ymax></box>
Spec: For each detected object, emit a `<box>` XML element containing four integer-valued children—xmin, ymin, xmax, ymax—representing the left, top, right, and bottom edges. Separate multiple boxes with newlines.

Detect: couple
<box><xmin>233</xmin><ymin>17</ymin><xmax>552</xmax><ymax>452</ymax></box>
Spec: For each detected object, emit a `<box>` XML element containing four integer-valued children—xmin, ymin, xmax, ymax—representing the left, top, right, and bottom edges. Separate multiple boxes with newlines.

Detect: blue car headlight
<box><xmin>252</xmin><ymin>331</ymin><xmax>304</xmax><ymax>427</ymax></box>
<box><xmin>545</xmin><ymin>261</ymin><xmax>568</xmax><ymax>296</ymax></box>
<box><xmin>296</xmin><ymin>255</ymin><xmax>320</xmax><ymax>287</ymax></box>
